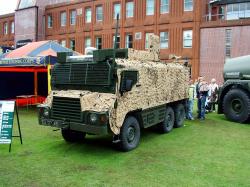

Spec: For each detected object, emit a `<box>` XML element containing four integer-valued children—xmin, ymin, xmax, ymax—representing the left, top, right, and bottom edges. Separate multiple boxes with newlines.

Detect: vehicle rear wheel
<box><xmin>61</xmin><ymin>128</ymin><xmax>86</xmax><ymax>142</ymax></box>
<box><xmin>158</xmin><ymin>106</ymin><xmax>175</xmax><ymax>133</ymax></box>
<box><xmin>223</xmin><ymin>89</ymin><xmax>250</xmax><ymax>123</ymax></box>
<box><xmin>119</xmin><ymin>116</ymin><xmax>140</xmax><ymax>152</ymax></box>
<box><xmin>174</xmin><ymin>103</ymin><xmax>185</xmax><ymax>128</ymax></box>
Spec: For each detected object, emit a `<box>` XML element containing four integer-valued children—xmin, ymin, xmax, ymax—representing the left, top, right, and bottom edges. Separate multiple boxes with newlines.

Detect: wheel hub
<box><xmin>231</xmin><ymin>99</ymin><xmax>243</xmax><ymax>114</ymax></box>
<box><xmin>166</xmin><ymin>114</ymin><xmax>172</xmax><ymax>127</ymax></box>
<box><xmin>127</xmin><ymin>126</ymin><xmax>135</xmax><ymax>143</ymax></box>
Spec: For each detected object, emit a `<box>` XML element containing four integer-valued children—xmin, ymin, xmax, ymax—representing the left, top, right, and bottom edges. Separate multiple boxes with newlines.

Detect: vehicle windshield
<box><xmin>51</xmin><ymin>61</ymin><xmax>116</xmax><ymax>93</ymax></box>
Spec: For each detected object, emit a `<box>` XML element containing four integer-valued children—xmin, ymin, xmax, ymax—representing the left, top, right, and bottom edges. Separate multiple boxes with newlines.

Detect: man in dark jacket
<box><xmin>198</xmin><ymin>78</ymin><xmax>209</xmax><ymax>120</ymax></box>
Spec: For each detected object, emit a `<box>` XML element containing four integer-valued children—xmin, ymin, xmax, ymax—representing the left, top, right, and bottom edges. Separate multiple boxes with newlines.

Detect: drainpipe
<box><xmin>208</xmin><ymin>3</ymin><xmax>212</xmax><ymax>21</ymax></box>
<box><xmin>35</xmin><ymin>6</ymin><xmax>38</xmax><ymax>41</ymax></box>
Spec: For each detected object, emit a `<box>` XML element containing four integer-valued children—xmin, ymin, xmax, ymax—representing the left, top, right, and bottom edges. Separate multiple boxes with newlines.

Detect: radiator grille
<box><xmin>51</xmin><ymin>97</ymin><xmax>81</xmax><ymax>123</ymax></box>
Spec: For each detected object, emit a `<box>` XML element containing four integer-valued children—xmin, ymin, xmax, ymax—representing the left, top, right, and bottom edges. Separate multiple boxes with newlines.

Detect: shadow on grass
<box><xmin>47</xmin><ymin>127</ymin><xmax>167</xmax><ymax>156</ymax></box>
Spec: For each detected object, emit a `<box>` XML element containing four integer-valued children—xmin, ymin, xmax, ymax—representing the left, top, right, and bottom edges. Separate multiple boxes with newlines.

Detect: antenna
<box><xmin>113</xmin><ymin>13</ymin><xmax>120</xmax><ymax>50</ymax></box>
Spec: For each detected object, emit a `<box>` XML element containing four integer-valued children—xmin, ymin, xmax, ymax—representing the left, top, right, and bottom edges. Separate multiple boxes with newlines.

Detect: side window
<box><xmin>120</xmin><ymin>71</ymin><xmax>138</xmax><ymax>94</ymax></box>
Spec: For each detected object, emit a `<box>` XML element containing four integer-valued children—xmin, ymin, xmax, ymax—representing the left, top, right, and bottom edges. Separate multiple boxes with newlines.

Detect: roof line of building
<box><xmin>0</xmin><ymin>12</ymin><xmax>15</xmax><ymax>18</ymax></box>
<box><xmin>46</xmin><ymin>0</ymin><xmax>94</xmax><ymax>10</ymax></box>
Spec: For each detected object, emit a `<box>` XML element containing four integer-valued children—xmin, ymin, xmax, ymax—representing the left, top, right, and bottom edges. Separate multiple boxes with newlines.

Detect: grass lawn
<box><xmin>0</xmin><ymin>107</ymin><xmax>249</xmax><ymax>187</ymax></box>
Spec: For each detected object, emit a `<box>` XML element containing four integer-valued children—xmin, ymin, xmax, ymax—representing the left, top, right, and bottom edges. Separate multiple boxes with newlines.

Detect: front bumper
<box><xmin>39</xmin><ymin>117</ymin><xmax>109</xmax><ymax>135</ymax></box>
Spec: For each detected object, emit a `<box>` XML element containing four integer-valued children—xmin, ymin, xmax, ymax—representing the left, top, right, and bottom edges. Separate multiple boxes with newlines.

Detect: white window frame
<box><xmin>160</xmin><ymin>0</ymin><xmax>169</xmax><ymax>14</ymax></box>
<box><xmin>61</xmin><ymin>40</ymin><xmax>66</xmax><ymax>48</ymax></box>
<box><xmin>183</xmin><ymin>30</ymin><xmax>193</xmax><ymax>48</ymax></box>
<box><xmin>96</xmin><ymin>6</ymin><xmax>103</xmax><ymax>22</ymax></box>
<box><xmin>4</xmin><ymin>22</ymin><xmax>8</xmax><ymax>35</ymax></box>
<box><xmin>160</xmin><ymin>31</ymin><xmax>169</xmax><ymax>49</ymax></box>
<box><xmin>48</xmin><ymin>15</ymin><xmax>53</xmax><ymax>28</ymax></box>
<box><xmin>70</xmin><ymin>10</ymin><xmax>76</xmax><ymax>25</ymax></box>
<box><xmin>145</xmin><ymin>32</ymin><xmax>153</xmax><ymax>49</ymax></box>
<box><xmin>125</xmin><ymin>34</ymin><xmax>133</xmax><ymax>48</ymax></box>
<box><xmin>146</xmin><ymin>0</ymin><xmax>155</xmax><ymax>15</ymax></box>
<box><xmin>126</xmin><ymin>1</ymin><xmax>134</xmax><ymax>18</ymax></box>
<box><xmin>11</xmin><ymin>21</ymin><xmax>14</xmax><ymax>34</ymax></box>
<box><xmin>113</xmin><ymin>35</ymin><xmax>121</xmax><ymax>48</ymax></box>
<box><xmin>60</xmin><ymin>11</ymin><xmax>67</xmax><ymax>27</ymax></box>
<box><xmin>96</xmin><ymin>37</ymin><xmax>102</xmax><ymax>49</ymax></box>
<box><xmin>70</xmin><ymin>39</ymin><xmax>75</xmax><ymax>51</ymax></box>
<box><xmin>184</xmin><ymin>0</ymin><xmax>193</xmax><ymax>12</ymax></box>
<box><xmin>114</xmin><ymin>3</ymin><xmax>121</xmax><ymax>19</ymax></box>
<box><xmin>85</xmin><ymin>37</ymin><xmax>91</xmax><ymax>48</ymax></box>
<box><xmin>85</xmin><ymin>8</ymin><xmax>92</xmax><ymax>23</ymax></box>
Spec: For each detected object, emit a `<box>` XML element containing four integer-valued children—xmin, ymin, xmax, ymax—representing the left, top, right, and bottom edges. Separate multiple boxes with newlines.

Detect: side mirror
<box><xmin>125</xmin><ymin>79</ymin><xmax>133</xmax><ymax>91</ymax></box>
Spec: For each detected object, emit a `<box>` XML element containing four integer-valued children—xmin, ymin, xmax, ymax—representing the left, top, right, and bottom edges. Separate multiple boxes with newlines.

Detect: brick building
<box><xmin>200</xmin><ymin>0</ymin><xmax>250</xmax><ymax>84</ymax></box>
<box><xmin>45</xmin><ymin>0</ymin><xmax>202</xmax><ymax>78</ymax></box>
<box><xmin>3</xmin><ymin>0</ymin><xmax>250</xmax><ymax>82</ymax></box>
<box><xmin>0</xmin><ymin>13</ymin><xmax>15</xmax><ymax>47</ymax></box>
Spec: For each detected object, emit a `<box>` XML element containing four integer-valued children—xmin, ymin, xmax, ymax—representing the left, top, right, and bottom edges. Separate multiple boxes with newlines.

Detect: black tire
<box><xmin>158</xmin><ymin>106</ymin><xmax>175</xmax><ymax>133</ymax></box>
<box><xmin>119</xmin><ymin>116</ymin><xmax>140</xmax><ymax>152</ymax></box>
<box><xmin>223</xmin><ymin>89</ymin><xmax>250</xmax><ymax>123</ymax></box>
<box><xmin>61</xmin><ymin>128</ymin><xmax>86</xmax><ymax>142</ymax></box>
<box><xmin>174</xmin><ymin>103</ymin><xmax>185</xmax><ymax>128</ymax></box>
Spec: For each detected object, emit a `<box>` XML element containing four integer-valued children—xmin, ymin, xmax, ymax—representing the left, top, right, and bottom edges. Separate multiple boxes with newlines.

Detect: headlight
<box><xmin>43</xmin><ymin>108</ymin><xmax>50</xmax><ymax>117</ymax></box>
<box><xmin>89</xmin><ymin>113</ymin><xmax>98</xmax><ymax>124</ymax></box>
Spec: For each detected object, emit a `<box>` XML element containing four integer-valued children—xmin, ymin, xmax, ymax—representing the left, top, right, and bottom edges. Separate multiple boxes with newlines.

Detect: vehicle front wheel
<box><xmin>223</xmin><ymin>89</ymin><xmax>250</xmax><ymax>123</ymax></box>
<box><xmin>119</xmin><ymin>116</ymin><xmax>140</xmax><ymax>152</ymax></box>
<box><xmin>61</xmin><ymin>128</ymin><xmax>86</xmax><ymax>142</ymax></box>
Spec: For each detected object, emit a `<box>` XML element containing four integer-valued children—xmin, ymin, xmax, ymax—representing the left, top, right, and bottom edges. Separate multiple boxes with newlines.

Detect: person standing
<box><xmin>196</xmin><ymin>76</ymin><xmax>203</xmax><ymax>119</ymax></box>
<box><xmin>208</xmin><ymin>78</ymin><xmax>219</xmax><ymax>112</ymax></box>
<box><xmin>198</xmin><ymin>78</ymin><xmax>209</xmax><ymax>120</ymax></box>
<box><xmin>187</xmin><ymin>79</ymin><xmax>195</xmax><ymax>120</ymax></box>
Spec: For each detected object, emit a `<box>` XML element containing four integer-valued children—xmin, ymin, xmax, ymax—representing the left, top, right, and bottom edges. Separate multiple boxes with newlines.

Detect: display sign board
<box><xmin>0</xmin><ymin>101</ymin><xmax>15</xmax><ymax>144</ymax></box>
<box><xmin>0</xmin><ymin>57</ymin><xmax>46</xmax><ymax>66</ymax></box>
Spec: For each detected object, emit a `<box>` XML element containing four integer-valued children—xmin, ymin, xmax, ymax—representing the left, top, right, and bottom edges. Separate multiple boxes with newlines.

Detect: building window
<box><xmin>85</xmin><ymin>37</ymin><xmax>91</xmax><ymax>48</ymax></box>
<box><xmin>60</xmin><ymin>11</ymin><xmax>67</xmax><ymax>27</ymax></box>
<box><xmin>227</xmin><ymin>3</ymin><xmax>250</xmax><ymax>20</ymax></box>
<box><xmin>160</xmin><ymin>32</ymin><xmax>169</xmax><ymax>49</ymax></box>
<box><xmin>70</xmin><ymin>39</ymin><xmax>75</xmax><ymax>51</ymax></box>
<box><xmin>85</xmin><ymin>8</ymin><xmax>92</xmax><ymax>23</ymax></box>
<box><xmin>113</xmin><ymin>35</ymin><xmax>120</xmax><ymax>48</ymax></box>
<box><xmin>4</xmin><ymin>22</ymin><xmax>8</xmax><ymax>35</ymax></box>
<box><xmin>225</xmin><ymin>29</ymin><xmax>232</xmax><ymax>58</ymax></box>
<box><xmin>126</xmin><ymin>2</ymin><xmax>134</xmax><ymax>18</ymax></box>
<box><xmin>96</xmin><ymin>6</ymin><xmax>103</xmax><ymax>22</ymax></box>
<box><xmin>145</xmin><ymin>32</ymin><xmax>153</xmax><ymax>49</ymax></box>
<box><xmin>61</xmin><ymin>40</ymin><xmax>66</xmax><ymax>48</ymax></box>
<box><xmin>183</xmin><ymin>30</ymin><xmax>192</xmax><ymax>48</ymax></box>
<box><xmin>114</xmin><ymin>3</ymin><xmax>121</xmax><ymax>19</ymax></box>
<box><xmin>184</xmin><ymin>0</ymin><xmax>193</xmax><ymax>11</ymax></box>
<box><xmin>96</xmin><ymin>37</ymin><xmax>102</xmax><ymax>49</ymax></box>
<box><xmin>18</xmin><ymin>0</ymin><xmax>36</xmax><ymax>9</ymax></box>
<box><xmin>125</xmin><ymin>34</ymin><xmax>133</xmax><ymax>48</ymax></box>
<box><xmin>70</xmin><ymin>10</ymin><xmax>76</xmax><ymax>25</ymax></box>
<box><xmin>146</xmin><ymin>0</ymin><xmax>155</xmax><ymax>15</ymax></box>
<box><xmin>160</xmin><ymin>0</ymin><xmax>169</xmax><ymax>14</ymax></box>
<box><xmin>48</xmin><ymin>15</ymin><xmax>53</xmax><ymax>28</ymax></box>
<box><xmin>11</xmin><ymin>21</ymin><xmax>14</xmax><ymax>34</ymax></box>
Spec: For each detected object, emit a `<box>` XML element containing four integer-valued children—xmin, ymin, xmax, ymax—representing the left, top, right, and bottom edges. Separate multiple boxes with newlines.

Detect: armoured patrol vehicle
<box><xmin>38</xmin><ymin>35</ymin><xmax>189</xmax><ymax>151</ymax></box>
<box><xmin>218</xmin><ymin>55</ymin><xmax>250</xmax><ymax>123</ymax></box>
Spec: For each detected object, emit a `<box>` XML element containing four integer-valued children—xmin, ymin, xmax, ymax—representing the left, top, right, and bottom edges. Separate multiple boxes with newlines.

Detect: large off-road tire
<box><xmin>223</xmin><ymin>89</ymin><xmax>250</xmax><ymax>123</ymax></box>
<box><xmin>119</xmin><ymin>116</ymin><xmax>140</xmax><ymax>152</ymax></box>
<box><xmin>61</xmin><ymin>128</ymin><xmax>86</xmax><ymax>142</ymax></box>
<box><xmin>174</xmin><ymin>103</ymin><xmax>186</xmax><ymax>128</ymax></box>
<box><xmin>158</xmin><ymin>106</ymin><xmax>175</xmax><ymax>133</ymax></box>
